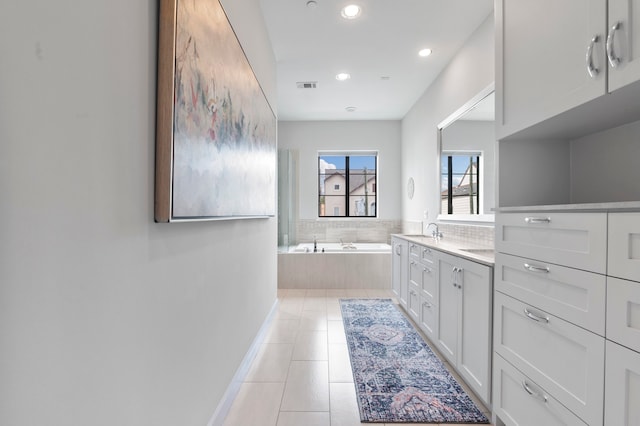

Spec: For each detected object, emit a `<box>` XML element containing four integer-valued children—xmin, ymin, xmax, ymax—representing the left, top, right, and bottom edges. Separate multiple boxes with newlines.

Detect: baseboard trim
<box><xmin>207</xmin><ymin>299</ymin><xmax>279</xmax><ymax>426</ymax></box>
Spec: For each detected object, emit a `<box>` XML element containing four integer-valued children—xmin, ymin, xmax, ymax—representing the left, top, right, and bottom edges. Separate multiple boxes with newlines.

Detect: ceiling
<box><xmin>259</xmin><ymin>0</ymin><xmax>494</xmax><ymax>121</ymax></box>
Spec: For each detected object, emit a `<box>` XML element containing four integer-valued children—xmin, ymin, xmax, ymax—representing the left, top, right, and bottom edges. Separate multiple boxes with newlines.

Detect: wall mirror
<box><xmin>437</xmin><ymin>84</ymin><xmax>495</xmax><ymax>222</ymax></box>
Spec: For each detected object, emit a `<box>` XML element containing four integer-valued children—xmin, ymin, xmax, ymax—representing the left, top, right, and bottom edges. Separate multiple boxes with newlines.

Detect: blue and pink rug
<box><xmin>340</xmin><ymin>298</ymin><xmax>489</xmax><ymax>423</ymax></box>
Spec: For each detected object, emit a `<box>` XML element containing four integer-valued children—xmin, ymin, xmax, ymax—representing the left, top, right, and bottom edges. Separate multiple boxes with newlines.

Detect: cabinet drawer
<box><xmin>496</xmin><ymin>212</ymin><xmax>607</xmax><ymax>273</ymax></box>
<box><xmin>607</xmin><ymin>277</ymin><xmax>640</xmax><ymax>353</ymax></box>
<box><xmin>608</xmin><ymin>213</ymin><xmax>640</xmax><ymax>282</ymax></box>
<box><xmin>420</xmin><ymin>262</ymin><xmax>437</xmax><ymax>302</ymax></box>
<box><xmin>409</xmin><ymin>259</ymin><xmax>423</xmax><ymax>288</ymax></box>
<box><xmin>420</xmin><ymin>245</ymin><xmax>437</xmax><ymax>266</ymax></box>
<box><xmin>605</xmin><ymin>341</ymin><xmax>640</xmax><ymax>426</ymax></box>
<box><xmin>407</xmin><ymin>283</ymin><xmax>420</xmax><ymax>322</ymax></box>
<box><xmin>419</xmin><ymin>295</ymin><xmax>437</xmax><ymax>340</ymax></box>
<box><xmin>494</xmin><ymin>292</ymin><xmax>604</xmax><ymax>425</ymax></box>
<box><xmin>495</xmin><ymin>253</ymin><xmax>606</xmax><ymax>335</ymax></box>
<box><xmin>408</xmin><ymin>242</ymin><xmax>423</xmax><ymax>260</ymax></box>
<box><xmin>493</xmin><ymin>354</ymin><xmax>587</xmax><ymax>426</ymax></box>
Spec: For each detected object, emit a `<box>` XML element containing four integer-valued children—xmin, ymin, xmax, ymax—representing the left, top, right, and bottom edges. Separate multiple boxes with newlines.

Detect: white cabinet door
<box><xmin>392</xmin><ymin>237</ymin><xmax>408</xmax><ymax>307</ymax></box>
<box><xmin>608</xmin><ymin>0</ymin><xmax>640</xmax><ymax>92</ymax></box>
<box><xmin>605</xmin><ymin>341</ymin><xmax>640</xmax><ymax>426</ymax></box>
<box><xmin>437</xmin><ymin>252</ymin><xmax>492</xmax><ymax>404</ymax></box>
<box><xmin>607</xmin><ymin>277</ymin><xmax>640</xmax><ymax>353</ymax></box>
<box><xmin>458</xmin><ymin>257</ymin><xmax>493</xmax><ymax>404</ymax></box>
<box><xmin>419</xmin><ymin>295</ymin><xmax>437</xmax><ymax>340</ymax></box>
<box><xmin>608</xmin><ymin>212</ymin><xmax>640</xmax><ymax>282</ymax></box>
<box><xmin>437</xmin><ymin>254</ymin><xmax>459</xmax><ymax>365</ymax></box>
<box><xmin>497</xmin><ymin>0</ymin><xmax>606</xmax><ymax>138</ymax></box>
<box><xmin>407</xmin><ymin>283</ymin><xmax>420</xmax><ymax>323</ymax></box>
<box><xmin>419</xmin><ymin>261</ymin><xmax>438</xmax><ymax>341</ymax></box>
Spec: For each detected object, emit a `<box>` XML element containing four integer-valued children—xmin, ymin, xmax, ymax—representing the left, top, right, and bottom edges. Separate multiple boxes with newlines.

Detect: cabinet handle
<box><xmin>524</xmin><ymin>263</ymin><xmax>550</xmax><ymax>273</ymax></box>
<box><xmin>422</xmin><ymin>301</ymin><xmax>432</xmax><ymax>308</ymax></box>
<box><xmin>395</xmin><ymin>245</ymin><xmax>401</xmax><ymax>255</ymax></box>
<box><xmin>586</xmin><ymin>35</ymin><xmax>600</xmax><ymax>78</ymax></box>
<box><xmin>524</xmin><ymin>307</ymin><xmax>550</xmax><ymax>324</ymax></box>
<box><xmin>606</xmin><ymin>22</ymin><xmax>622</xmax><ymax>68</ymax></box>
<box><xmin>524</xmin><ymin>217</ymin><xmax>551</xmax><ymax>224</ymax></box>
<box><xmin>522</xmin><ymin>381</ymin><xmax>548</xmax><ymax>403</ymax></box>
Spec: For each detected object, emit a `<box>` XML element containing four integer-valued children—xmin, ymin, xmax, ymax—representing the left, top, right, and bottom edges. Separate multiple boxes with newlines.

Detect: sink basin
<box><xmin>460</xmin><ymin>248</ymin><xmax>495</xmax><ymax>255</ymax></box>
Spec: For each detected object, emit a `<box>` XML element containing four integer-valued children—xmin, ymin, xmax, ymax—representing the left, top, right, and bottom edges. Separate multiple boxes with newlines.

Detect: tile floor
<box><xmin>223</xmin><ymin>288</ymin><xmax>494</xmax><ymax>426</ymax></box>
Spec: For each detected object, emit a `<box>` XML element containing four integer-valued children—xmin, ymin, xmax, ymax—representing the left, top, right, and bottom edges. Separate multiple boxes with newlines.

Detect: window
<box><xmin>441</xmin><ymin>153</ymin><xmax>480</xmax><ymax>215</ymax></box>
<box><xmin>318</xmin><ymin>153</ymin><xmax>377</xmax><ymax>217</ymax></box>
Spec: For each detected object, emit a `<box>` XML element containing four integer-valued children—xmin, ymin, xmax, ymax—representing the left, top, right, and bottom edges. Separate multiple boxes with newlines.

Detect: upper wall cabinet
<box><xmin>496</xmin><ymin>0</ymin><xmax>640</xmax><ymax>140</ymax></box>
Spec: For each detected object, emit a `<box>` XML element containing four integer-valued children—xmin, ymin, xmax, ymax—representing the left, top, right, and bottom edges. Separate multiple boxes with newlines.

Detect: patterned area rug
<box><xmin>340</xmin><ymin>298</ymin><xmax>489</xmax><ymax>423</ymax></box>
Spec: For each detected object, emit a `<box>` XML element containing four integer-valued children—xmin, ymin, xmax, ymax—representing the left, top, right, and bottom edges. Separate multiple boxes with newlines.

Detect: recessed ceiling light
<box><xmin>341</xmin><ymin>4</ymin><xmax>361</xmax><ymax>19</ymax></box>
<box><xmin>306</xmin><ymin>0</ymin><xmax>318</xmax><ymax>9</ymax></box>
<box><xmin>418</xmin><ymin>48</ymin><xmax>433</xmax><ymax>58</ymax></box>
<box><xmin>345</xmin><ymin>106</ymin><xmax>357</xmax><ymax>112</ymax></box>
<box><xmin>336</xmin><ymin>73</ymin><xmax>351</xmax><ymax>81</ymax></box>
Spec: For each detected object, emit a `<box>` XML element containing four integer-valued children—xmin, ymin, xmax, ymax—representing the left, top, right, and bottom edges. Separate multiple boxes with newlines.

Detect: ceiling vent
<box><xmin>296</xmin><ymin>81</ymin><xmax>318</xmax><ymax>89</ymax></box>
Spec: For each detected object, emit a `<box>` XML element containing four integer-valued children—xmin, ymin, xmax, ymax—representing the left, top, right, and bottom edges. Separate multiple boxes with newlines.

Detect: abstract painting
<box><xmin>155</xmin><ymin>0</ymin><xmax>276</xmax><ymax>222</ymax></box>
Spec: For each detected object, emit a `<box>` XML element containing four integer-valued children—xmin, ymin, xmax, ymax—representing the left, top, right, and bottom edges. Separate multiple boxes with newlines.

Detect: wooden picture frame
<box><xmin>155</xmin><ymin>0</ymin><xmax>276</xmax><ymax>222</ymax></box>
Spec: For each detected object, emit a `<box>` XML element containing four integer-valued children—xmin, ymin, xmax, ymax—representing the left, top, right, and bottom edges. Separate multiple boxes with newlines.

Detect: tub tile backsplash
<box><xmin>296</xmin><ymin>219</ymin><xmax>402</xmax><ymax>244</ymax></box>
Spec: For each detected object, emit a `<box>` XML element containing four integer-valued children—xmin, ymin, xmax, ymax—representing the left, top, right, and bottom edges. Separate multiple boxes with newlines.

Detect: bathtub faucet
<box><xmin>426</xmin><ymin>222</ymin><xmax>443</xmax><ymax>240</ymax></box>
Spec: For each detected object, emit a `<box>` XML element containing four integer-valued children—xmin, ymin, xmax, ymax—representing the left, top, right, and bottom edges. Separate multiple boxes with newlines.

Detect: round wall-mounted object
<box><xmin>407</xmin><ymin>177</ymin><xmax>415</xmax><ymax>200</ymax></box>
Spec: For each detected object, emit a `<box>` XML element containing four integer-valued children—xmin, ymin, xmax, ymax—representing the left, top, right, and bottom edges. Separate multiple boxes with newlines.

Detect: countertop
<box><xmin>393</xmin><ymin>234</ymin><xmax>495</xmax><ymax>266</ymax></box>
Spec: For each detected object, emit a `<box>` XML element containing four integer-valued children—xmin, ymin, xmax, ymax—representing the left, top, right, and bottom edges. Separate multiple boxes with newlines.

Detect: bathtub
<box><xmin>292</xmin><ymin>242</ymin><xmax>392</xmax><ymax>253</ymax></box>
<box><xmin>278</xmin><ymin>242</ymin><xmax>392</xmax><ymax>289</ymax></box>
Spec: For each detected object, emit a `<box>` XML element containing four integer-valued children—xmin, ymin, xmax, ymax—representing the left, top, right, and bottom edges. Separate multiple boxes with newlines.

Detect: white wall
<box><xmin>0</xmin><ymin>1</ymin><xmax>277</xmax><ymax>425</ymax></box>
<box><xmin>401</xmin><ymin>14</ymin><xmax>495</xmax><ymax>224</ymax></box>
<box><xmin>278</xmin><ymin>120</ymin><xmax>402</xmax><ymax>220</ymax></box>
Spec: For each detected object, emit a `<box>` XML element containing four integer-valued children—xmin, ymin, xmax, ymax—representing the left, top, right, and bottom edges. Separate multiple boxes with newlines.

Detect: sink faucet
<box><xmin>426</xmin><ymin>222</ymin><xmax>443</xmax><ymax>240</ymax></box>
<box><xmin>313</xmin><ymin>236</ymin><xmax>318</xmax><ymax>252</ymax></box>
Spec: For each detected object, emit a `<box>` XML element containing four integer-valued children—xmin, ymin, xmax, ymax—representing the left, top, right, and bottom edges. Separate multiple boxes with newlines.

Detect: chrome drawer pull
<box><xmin>524</xmin><ymin>263</ymin><xmax>550</xmax><ymax>273</ymax></box>
<box><xmin>524</xmin><ymin>307</ymin><xmax>550</xmax><ymax>323</ymax></box>
<box><xmin>607</xmin><ymin>22</ymin><xmax>622</xmax><ymax>68</ymax></box>
<box><xmin>524</xmin><ymin>217</ymin><xmax>551</xmax><ymax>224</ymax></box>
<box><xmin>586</xmin><ymin>34</ymin><xmax>600</xmax><ymax>78</ymax></box>
<box><xmin>522</xmin><ymin>381</ymin><xmax>548</xmax><ymax>403</ymax></box>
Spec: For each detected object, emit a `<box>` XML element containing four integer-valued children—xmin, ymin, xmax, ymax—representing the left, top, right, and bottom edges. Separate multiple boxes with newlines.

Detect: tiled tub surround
<box><xmin>278</xmin><ymin>251</ymin><xmax>391</xmax><ymax>289</ymax></box>
<box><xmin>296</xmin><ymin>219</ymin><xmax>402</xmax><ymax>245</ymax></box>
<box><xmin>278</xmin><ymin>220</ymin><xmax>398</xmax><ymax>290</ymax></box>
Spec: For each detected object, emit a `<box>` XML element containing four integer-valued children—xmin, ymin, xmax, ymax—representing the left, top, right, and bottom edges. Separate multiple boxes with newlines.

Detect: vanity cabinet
<box><xmin>497</xmin><ymin>0</ymin><xmax>640</xmax><ymax>139</ymax></box>
<box><xmin>437</xmin><ymin>251</ymin><xmax>493</xmax><ymax>405</ymax></box>
<box><xmin>391</xmin><ymin>237</ymin><xmax>408</xmax><ymax>307</ymax></box>
<box><xmin>391</xmin><ymin>236</ymin><xmax>493</xmax><ymax>405</ymax></box>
